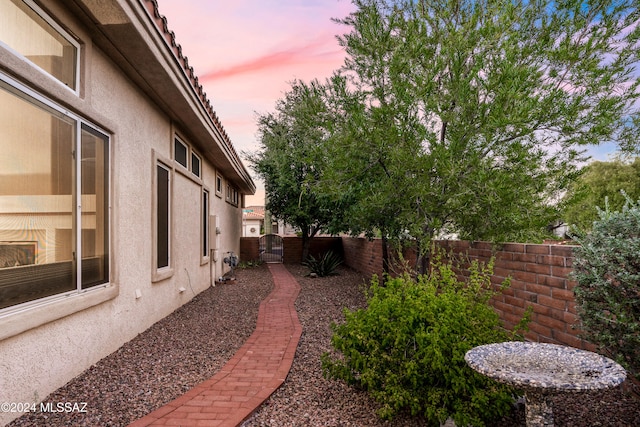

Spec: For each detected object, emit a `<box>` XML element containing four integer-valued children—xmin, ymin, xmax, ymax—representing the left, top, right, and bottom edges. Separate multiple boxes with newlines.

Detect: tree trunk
<box><xmin>381</xmin><ymin>234</ymin><xmax>390</xmax><ymax>278</ymax></box>
<box><xmin>301</xmin><ymin>226</ymin><xmax>311</xmax><ymax>262</ymax></box>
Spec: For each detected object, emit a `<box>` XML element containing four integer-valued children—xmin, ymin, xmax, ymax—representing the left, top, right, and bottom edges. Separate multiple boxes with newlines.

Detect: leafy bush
<box><xmin>321</xmin><ymin>251</ymin><xmax>524</xmax><ymax>425</ymax></box>
<box><xmin>571</xmin><ymin>193</ymin><xmax>640</xmax><ymax>381</ymax></box>
<box><xmin>303</xmin><ymin>250</ymin><xmax>342</xmax><ymax>277</ymax></box>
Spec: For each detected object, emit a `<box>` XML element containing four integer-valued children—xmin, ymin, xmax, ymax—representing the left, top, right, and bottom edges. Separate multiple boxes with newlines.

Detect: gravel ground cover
<box><xmin>243</xmin><ymin>265</ymin><xmax>640</xmax><ymax>427</ymax></box>
<box><xmin>7</xmin><ymin>265</ymin><xmax>274</xmax><ymax>427</ymax></box>
<box><xmin>7</xmin><ymin>263</ymin><xmax>640</xmax><ymax>427</ymax></box>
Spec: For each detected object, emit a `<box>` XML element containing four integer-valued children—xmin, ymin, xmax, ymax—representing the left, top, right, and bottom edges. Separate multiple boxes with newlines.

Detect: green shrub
<box><xmin>571</xmin><ymin>193</ymin><xmax>640</xmax><ymax>381</ymax></box>
<box><xmin>321</xmin><ymin>251</ymin><xmax>523</xmax><ymax>426</ymax></box>
<box><xmin>237</xmin><ymin>259</ymin><xmax>263</xmax><ymax>269</ymax></box>
<box><xmin>303</xmin><ymin>250</ymin><xmax>342</xmax><ymax>277</ymax></box>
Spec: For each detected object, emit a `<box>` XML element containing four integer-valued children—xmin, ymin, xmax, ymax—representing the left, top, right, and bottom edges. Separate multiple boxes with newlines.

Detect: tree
<box><xmin>246</xmin><ymin>80</ymin><xmax>346</xmax><ymax>261</ymax></box>
<box><xmin>563</xmin><ymin>158</ymin><xmax>640</xmax><ymax>231</ymax></box>
<box><xmin>319</xmin><ymin>0</ymin><xmax>640</xmax><ymax>270</ymax></box>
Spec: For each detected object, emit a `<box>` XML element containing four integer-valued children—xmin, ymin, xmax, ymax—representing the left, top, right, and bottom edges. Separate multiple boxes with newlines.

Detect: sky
<box><xmin>157</xmin><ymin>0</ymin><xmax>356</xmax><ymax>205</ymax></box>
<box><xmin>157</xmin><ymin>1</ymin><xmax>622</xmax><ymax>206</ymax></box>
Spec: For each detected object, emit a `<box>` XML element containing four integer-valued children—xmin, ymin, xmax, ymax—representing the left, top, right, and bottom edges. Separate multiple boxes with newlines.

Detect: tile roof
<box><xmin>243</xmin><ymin>206</ymin><xmax>265</xmax><ymax>220</ymax></box>
<box><xmin>143</xmin><ymin>0</ymin><xmax>243</xmax><ymax>173</ymax></box>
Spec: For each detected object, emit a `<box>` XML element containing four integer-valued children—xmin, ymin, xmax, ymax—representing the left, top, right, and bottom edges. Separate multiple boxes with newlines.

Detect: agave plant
<box><xmin>303</xmin><ymin>251</ymin><xmax>342</xmax><ymax>277</ymax></box>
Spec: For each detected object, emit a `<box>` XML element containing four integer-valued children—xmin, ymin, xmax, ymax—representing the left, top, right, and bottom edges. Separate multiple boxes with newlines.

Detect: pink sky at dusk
<box><xmin>157</xmin><ymin>1</ymin><xmax>625</xmax><ymax>205</ymax></box>
<box><xmin>157</xmin><ymin>0</ymin><xmax>356</xmax><ymax>204</ymax></box>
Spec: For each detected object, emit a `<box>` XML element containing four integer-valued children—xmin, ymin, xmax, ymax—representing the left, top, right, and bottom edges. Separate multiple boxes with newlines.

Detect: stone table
<box><xmin>465</xmin><ymin>341</ymin><xmax>626</xmax><ymax>427</ymax></box>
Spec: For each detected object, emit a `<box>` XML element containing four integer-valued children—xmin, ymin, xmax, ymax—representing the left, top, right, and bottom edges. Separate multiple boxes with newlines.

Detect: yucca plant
<box><xmin>303</xmin><ymin>251</ymin><xmax>342</xmax><ymax>277</ymax></box>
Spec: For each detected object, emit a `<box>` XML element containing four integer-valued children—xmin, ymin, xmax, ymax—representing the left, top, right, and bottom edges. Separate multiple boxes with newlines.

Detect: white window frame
<box><xmin>153</xmin><ymin>154</ymin><xmax>173</xmax><ymax>282</ymax></box>
<box><xmin>0</xmin><ymin>0</ymin><xmax>81</xmax><ymax>94</ymax></box>
<box><xmin>215</xmin><ymin>173</ymin><xmax>223</xmax><ymax>198</ymax></box>
<box><xmin>0</xmin><ymin>72</ymin><xmax>114</xmax><ymax>338</ymax></box>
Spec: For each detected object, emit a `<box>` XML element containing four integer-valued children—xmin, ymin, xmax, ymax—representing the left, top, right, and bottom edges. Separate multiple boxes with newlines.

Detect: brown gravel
<box><xmin>7</xmin><ymin>263</ymin><xmax>640</xmax><ymax>427</ymax></box>
<box><xmin>7</xmin><ymin>264</ymin><xmax>273</xmax><ymax>427</ymax></box>
<box><xmin>243</xmin><ymin>265</ymin><xmax>640</xmax><ymax>427</ymax></box>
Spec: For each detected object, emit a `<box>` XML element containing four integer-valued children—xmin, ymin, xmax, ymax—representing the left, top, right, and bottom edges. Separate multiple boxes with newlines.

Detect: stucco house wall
<box><xmin>0</xmin><ymin>1</ymin><xmax>254</xmax><ymax>424</ymax></box>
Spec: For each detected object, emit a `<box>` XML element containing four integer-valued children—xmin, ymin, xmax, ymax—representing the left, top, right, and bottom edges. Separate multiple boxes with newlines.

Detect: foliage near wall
<box><xmin>571</xmin><ymin>196</ymin><xmax>640</xmax><ymax>380</ymax></box>
<box><xmin>322</xmin><ymin>252</ymin><xmax>521</xmax><ymax>425</ymax></box>
<box><xmin>242</xmin><ymin>236</ymin><xmax>596</xmax><ymax>351</ymax></box>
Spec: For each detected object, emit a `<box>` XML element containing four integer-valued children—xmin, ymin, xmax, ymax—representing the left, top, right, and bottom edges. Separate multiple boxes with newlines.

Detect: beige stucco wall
<box><xmin>0</xmin><ymin>2</ymin><xmax>248</xmax><ymax>425</ymax></box>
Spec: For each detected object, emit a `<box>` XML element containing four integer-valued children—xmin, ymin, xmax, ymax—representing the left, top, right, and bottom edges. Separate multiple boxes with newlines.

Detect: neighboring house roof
<box><xmin>243</xmin><ymin>206</ymin><xmax>265</xmax><ymax>220</ymax></box>
<box><xmin>74</xmin><ymin>0</ymin><xmax>255</xmax><ymax>194</ymax></box>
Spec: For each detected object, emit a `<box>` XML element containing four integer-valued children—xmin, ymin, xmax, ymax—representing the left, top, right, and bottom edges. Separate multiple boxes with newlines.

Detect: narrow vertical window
<box><xmin>80</xmin><ymin>124</ymin><xmax>109</xmax><ymax>289</ymax></box>
<box><xmin>156</xmin><ymin>163</ymin><xmax>170</xmax><ymax>269</ymax></box>
<box><xmin>191</xmin><ymin>152</ymin><xmax>201</xmax><ymax>178</ymax></box>
<box><xmin>202</xmin><ymin>189</ymin><xmax>209</xmax><ymax>258</ymax></box>
<box><xmin>216</xmin><ymin>174</ymin><xmax>223</xmax><ymax>197</ymax></box>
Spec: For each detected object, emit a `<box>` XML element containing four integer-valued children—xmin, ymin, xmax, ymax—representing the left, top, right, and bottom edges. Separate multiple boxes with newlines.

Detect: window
<box><xmin>174</xmin><ymin>137</ymin><xmax>188</xmax><ymax>168</ymax></box>
<box><xmin>156</xmin><ymin>162</ymin><xmax>171</xmax><ymax>270</ymax></box>
<box><xmin>202</xmin><ymin>189</ymin><xmax>209</xmax><ymax>258</ymax></box>
<box><xmin>226</xmin><ymin>183</ymin><xmax>239</xmax><ymax>207</ymax></box>
<box><xmin>173</xmin><ymin>136</ymin><xmax>202</xmax><ymax>178</ymax></box>
<box><xmin>191</xmin><ymin>152</ymin><xmax>201</xmax><ymax>178</ymax></box>
<box><xmin>0</xmin><ymin>0</ymin><xmax>79</xmax><ymax>91</ymax></box>
<box><xmin>215</xmin><ymin>173</ymin><xmax>223</xmax><ymax>198</ymax></box>
<box><xmin>0</xmin><ymin>76</ymin><xmax>109</xmax><ymax>311</ymax></box>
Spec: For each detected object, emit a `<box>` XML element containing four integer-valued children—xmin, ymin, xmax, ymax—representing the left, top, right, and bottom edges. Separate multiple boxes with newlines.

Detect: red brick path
<box><xmin>128</xmin><ymin>264</ymin><xmax>302</xmax><ymax>427</ymax></box>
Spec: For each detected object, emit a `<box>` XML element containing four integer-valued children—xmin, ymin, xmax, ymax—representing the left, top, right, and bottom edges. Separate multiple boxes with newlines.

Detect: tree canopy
<box><xmin>563</xmin><ymin>158</ymin><xmax>640</xmax><ymax>231</ymax></box>
<box><xmin>248</xmin><ymin>0</ymin><xmax>640</xmax><ymax>268</ymax></box>
<box><xmin>246</xmin><ymin>80</ymin><xmax>347</xmax><ymax>260</ymax></box>
<box><xmin>322</xmin><ymin>0</ymin><xmax>639</xmax><ymax>252</ymax></box>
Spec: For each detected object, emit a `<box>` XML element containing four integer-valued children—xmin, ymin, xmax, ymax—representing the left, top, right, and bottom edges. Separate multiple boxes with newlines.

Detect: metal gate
<box><xmin>259</xmin><ymin>234</ymin><xmax>283</xmax><ymax>263</ymax></box>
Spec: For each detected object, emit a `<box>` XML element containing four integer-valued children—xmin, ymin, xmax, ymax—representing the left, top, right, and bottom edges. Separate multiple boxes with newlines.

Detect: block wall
<box><xmin>240</xmin><ymin>237</ymin><xmax>259</xmax><ymax>263</ymax></box>
<box><xmin>239</xmin><ymin>236</ymin><xmax>342</xmax><ymax>264</ymax></box>
<box><xmin>282</xmin><ymin>236</ymin><xmax>343</xmax><ymax>264</ymax></box>
<box><xmin>341</xmin><ymin>237</ymin><xmax>594</xmax><ymax>351</ymax></box>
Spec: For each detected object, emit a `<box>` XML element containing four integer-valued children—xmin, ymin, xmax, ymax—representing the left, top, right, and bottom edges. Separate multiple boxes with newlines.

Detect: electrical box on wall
<box><xmin>210</xmin><ymin>215</ymin><xmax>218</xmax><ymax>250</ymax></box>
<box><xmin>210</xmin><ymin>215</ymin><xmax>219</xmax><ymax>262</ymax></box>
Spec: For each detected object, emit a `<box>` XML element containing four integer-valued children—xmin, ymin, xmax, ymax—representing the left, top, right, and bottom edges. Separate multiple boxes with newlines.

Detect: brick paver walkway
<box><xmin>128</xmin><ymin>264</ymin><xmax>302</xmax><ymax>427</ymax></box>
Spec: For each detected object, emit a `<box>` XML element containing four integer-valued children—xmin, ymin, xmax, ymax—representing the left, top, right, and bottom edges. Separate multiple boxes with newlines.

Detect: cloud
<box><xmin>200</xmin><ymin>38</ymin><xmax>340</xmax><ymax>82</ymax></box>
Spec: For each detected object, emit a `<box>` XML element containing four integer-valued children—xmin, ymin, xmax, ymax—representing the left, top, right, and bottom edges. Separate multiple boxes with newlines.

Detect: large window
<box><xmin>0</xmin><ymin>77</ymin><xmax>109</xmax><ymax>311</ymax></box>
<box><xmin>0</xmin><ymin>0</ymin><xmax>79</xmax><ymax>91</ymax></box>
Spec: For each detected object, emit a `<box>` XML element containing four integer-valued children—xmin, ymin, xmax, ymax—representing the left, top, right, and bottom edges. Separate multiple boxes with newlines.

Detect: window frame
<box><xmin>201</xmin><ymin>187</ymin><xmax>210</xmax><ymax>263</ymax></box>
<box><xmin>191</xmin><ymin>151</ymin><xmax>201</xmax><ymax>178</ymax></box>
<box><xmin>215</xmin><ymin>173</ymin><xmax>223</xmax><ymax>198</ymax></box>
<box><xmin>153</xmin><ymin>153</ymin><xmax>174</xmax><ymax>282</ymax></box>
<box><xmin>173</xmin><ymin>137</ymin><xmax>188</xmax><ymax>169</ymax></box>
<box><xmin>0</xmin><ymin>72</ymin><xmax>112</xmax><ymax>320</ymax></box>
<box><xmin>173</xmin><ymin>134</ymin><xmax>202</xmax><ymax>179</ymax></box>
<box><xmin>226</xmin><ymin>184</ymin><xmax>239</xmax><ymax>207</ymax></box>
<box><xmin>0</xmin><ymin>0</ymin><xmax>81</xmax><ymax>93</ymax></box>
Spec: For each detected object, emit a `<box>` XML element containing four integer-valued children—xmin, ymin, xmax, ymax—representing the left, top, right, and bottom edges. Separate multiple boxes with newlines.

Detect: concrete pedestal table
<box><xmin>465</xmin><ymin>342</ymin><xmax>626</xmax><ymax>427</ymax></box>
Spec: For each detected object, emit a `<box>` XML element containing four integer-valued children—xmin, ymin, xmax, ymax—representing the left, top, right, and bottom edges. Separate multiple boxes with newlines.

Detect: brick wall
<box><xmin>341</xmin><ymin>237</ymin><xmax>385</xmax><ymax>279</ymax></box>
<box><xmin>437</xmin><ymin>240</ymin><xmax>593</xmax><ymax>350</ymax></box>
<box><xmin>284</xmin><ymin>236</ymin><xmax>343</xmax><ymax>264</ymax></box>
<box><xmin>341</xmin><ymin>237</ymin><xmax>594</xmax><ymax>351</ymax></box>
<box><xmin>243</xmin><ymin>235</ymin><xmax>593</xmax><ymax>350</ymax></box>
<box><xmin>239</xmin><ymin>236</ymin><xmax>342</xmax><ymax>264</ymax></box>
<box><xmin>240</xmin><ymin>237</ymin><xmax>259</xmax><ymax>263</ymax></box>
<box><xmin>341</xmin><ymin>237</ymin><xmax>419</xmax><ymax>279</ymax></box>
